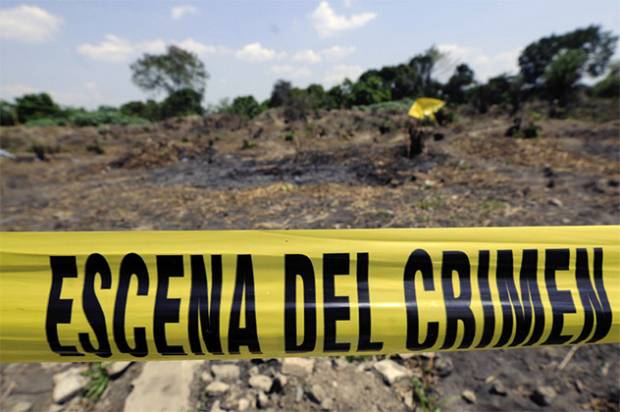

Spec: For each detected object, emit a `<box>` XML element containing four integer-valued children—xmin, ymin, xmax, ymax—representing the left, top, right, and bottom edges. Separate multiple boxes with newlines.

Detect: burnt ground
<box><xmin>0</xmin><ymin>103</ymin><xmax>619</xmax><ymax>412</ymax></box>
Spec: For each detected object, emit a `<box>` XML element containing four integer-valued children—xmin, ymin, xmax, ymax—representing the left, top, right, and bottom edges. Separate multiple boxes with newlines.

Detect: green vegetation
<box><xmin>412</xmin><ymin>377</ymin><xmax>441</xmax><ymax>412</ymax></box>
<box><xmin>82</xmin><ymin>363</ymin><xmax>110</xmax><ymax>401</ymax></box>
<box><xmin>1</xmin><ymin>25</ymin><xmax>617</xmax><ymax>128</ymax></box>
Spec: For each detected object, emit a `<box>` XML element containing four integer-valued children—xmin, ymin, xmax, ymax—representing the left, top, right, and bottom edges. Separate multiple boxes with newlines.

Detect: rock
<box><xmin>549</xmin><ymin>198</ymin><xmax>563</xmax><ymax>207</ymax></box>
<box><xmin>373</xmin><ymin>359</ymin><xmax>412</xmax><ymax>385</ymax></box>
<box><xmin>295</xmin><ymin>385</ymin><xmax>304</xmax><ymax>402</ymax></box>
<box><xmin>249</xmin><ymin>374</ymin><xmax>273</xmax><ymax>392</ymax></box>
<box><xmin>531</xmin><ymin>386</ymin><xmax>557</xmax><ymax>406</ymax></box>
<box><xmin>403</xmin><ymin>391</ymin><xmax>414</xmax><ymax>409</ymax></box>
<box><xmin>211</xmin><ymin>364</ymin><xmax>241</xmax><ymax>382</ymax></box>
<box><xmin>104</xmin><ymin>361</ymin><xmax>132</xmax><ymax>378</ymax></box>
<box><xmin>10</xmin><ymin>401</ymin><xmax>32</xmax><ymax>412</ymax></box>
<box><xmin>282</xmin><ymin>357</ymin><xmax>315</xmax><ymax>378</ymax></box>
<box><xmin>308</xmin><ymin>384</ymin><xmax>328</xmax><ymax>403</ymax></box>
<box><xmin>123</xmin><ymin>361</ymin><xmax>201</xmax><ymax>412</ymax></box>
<box><xmin>210</xmin><ymin>400</ymin><xmax>223</xmax><ymax>412</ymax></box>
<box><xmin>321</xmin><ymin>398</ymin><xmax>334</xmax><ymax>410</ymax></box>
<box><xmin>202</xmin><ymin>372</ymin><xmax>214</xmax><ymax>384</ymax></box>
<box><xmin>52</xmin><ymin>367</ymin><xmax>88</xmax><ymax>403</ymax></box>
<box><xmin>257</xmin><ymin>391</ymin><xmax>270</xmax><ymax>408</ymax></box>
<box><xmin>47</xmin><ymin>404</ymin><xmax>63</xmax><ymax>412</ymax></box>
<box><xmin>398</xmin><ymin>353</ymin><xmax>415</xmax><ymax>359</ymax></box>
<box><xmin>490</xmin><ymin>381</ymin><xmax>507</xmax><ymax>396</ymax></box>
<box><xmin>238</xmin><ymin>398</ymin><xmax>250</xmax><ymax>411</ymax></box>
<box><xmin>206</xmin><ymin>381</ymin><xmax>230</xmax><ymax>395</ymax></box>
<box><xmin>462</xmin><ymin>389</ymin><xmax>477</xmax><ymax>404</ymax></box>
<box><xmin>434</xmin><ymin>356</ymin><xmax>453</xmax><ymax>377</ymax></box>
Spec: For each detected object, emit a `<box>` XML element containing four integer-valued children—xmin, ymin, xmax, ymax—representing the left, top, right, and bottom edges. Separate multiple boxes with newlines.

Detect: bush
<box><xmin>229</xmin><ymin>95</ymin><xmax>264</xmax><ymax>119</ymax></box>
<box><xmin>25</xmin><ymin>117</ymin><xmax>67</xmax><ymax>127</ymax></box>
<box><xmin>70</xmin><ymin>108</ymin><xmax>148</xmax><ymax>127</ymax></box>
<box><xmin>160</xmin><ymin>88</ymin><xmax>204</xmax><ymax>119</ymax></box>
<box><xmin>120</xmin><ymin>99</ymin><xmax>161</xmax><ymax>121</ymax></box>
<box><xmin>0</xmin><ymin>101</ymin><xmax>18</xmax><ymax>126</ymax></box>
<box><xmin>15</xmin><ymin>93</ymin><xmax>62</xmax><ymax>123</ymax></box>
<box><xmin>592</xmin><ymin>62</ymin><xmax>620</xmax><ymax>98</ymax></box>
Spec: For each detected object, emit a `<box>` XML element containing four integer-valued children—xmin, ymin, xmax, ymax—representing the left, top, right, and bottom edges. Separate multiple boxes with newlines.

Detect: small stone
<box><xmin>249</xmin><ymin>374</ymin><xmax>273</xmax><ymax>392</ymax></box>
<box><xmin>530</xmin><ymin>386</ymin><xmax>557</xmax><ymax>406</ymax></box>
<box><xmin>549</xmin><ymin>198</ymin><xmax>563</xmax><ymax>207</ymax></box>
<box><xmin>462</xmin><ymin>389</ymin><xmax>477</xmax><ymax>404</ymax></box>
<box><xmin>210</xmin><ymin>400</ymin><xmax>223</xmax><ymax>412</ymax></box>
<box><xmin>206</xmin><ymin>381</ymin><xmax>230</xmax><ymax>395</ymax></box>
<box><xmin>320</xmin><ymin>398</ymin><xmax>334</xmax><ymax>410</ymax></box>
<box><xmin>10</xmin><ymin>401</ymin><xmax>32</xmax><ymax>412</ymax></box>
<box><xmin>248</xmin><ymin>366</ymin><xmax>259</xmax><ymax>376</ymax></box>
<box><xmin>104</xmin><ymin>361</ymin><xmax>132</xmax><ymax>378</ymax></box>
<box><xmin>238</xmin><ymin>398</ymin><xmax>250</xmax><ymax>411</ymax></box>
<box><xmin>52</xmin><ymin>367</ymin><xmax>88</xmax><ymax>403</ymax></box>
<box><xmin>373</xmin><ymin>359</ymin><xmax>412</xmax><ymax>385</ymax></box>
<box><xmin>257</xmin><ymin>391</ymin><xmax>270</xmax><ymax>408</ymax></box>
<box><xmin>308</xmin><ymin>384</ymin><xmax>328</xmax><ymax>403</ymax></box>
<box><xmin>202</xmin><ymin>372</ymin><xmax>214</xmax><ymax>384</ymax></box>
<box><xmin>47</xmin><ymin>404</ymin><xmax>63</xmax><ymax>412</ymax></box>
<box><xmin>403</xmin><ymin>391</ymin><xmax>414</xmax><ymax>409</ymax></box>
<box><xmin>211</xmin><ymin>364</ymin><xmax>241</xmax><ymax>382</ymax></box>
<box><xmin>295</xmin><ymin>386</ymin><xmax>304</xmax><ymax>402</ymax></box>
<box><xmin>490</xmin><ymin>381</ymin><xmax>507</xmax><ymax>396</ymax></box>
<box><xmin>282</xmin><ymin>358</ymin><xmax>315</xmax><ymax>378</ymax></box>
<box><xmin>398</xmin><ymin>353</ymin><xmax>415</xmax><ymax>359</ymax></box>
<box><xmin>434</xmin><ymin>356</ymin><xmax>453</xmax><ymax>377</ymax></box>
<box><xmin>420</xmin><ymin>352</ymin><xmax>436</xmax><ymax>359</ymax></box>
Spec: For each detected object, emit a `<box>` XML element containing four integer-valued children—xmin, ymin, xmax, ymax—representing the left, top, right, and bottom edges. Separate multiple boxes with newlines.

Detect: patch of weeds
<box><xmin>345</xmin><ymin>355</ymin><xmax>365</xmax><ymax>363</ymax></box>
<box><xmin>283</xmin><ymin>130</ymin><xmax>295</xmax><ymax>141</ymax></box>
<box><xmin>242</xmin><ymin>139</ymin><xmax>256</xmax><ymax>150</ymax></box>
<box><xmin>417</xmin><ymin>196</ymin><xmax>443</xmax><ymax>211</ymax></box>
<box><xmin>82</xmin><ymin>363</ymin><xmax>109</xmax><ymax>401</ymax></box>
<box><xmin>412</xmin><ymin>377</ymin><xmax>441</xmax><ymax>412</ymax></box>
<box><xmin>86</xmin><ymin>140</ymin><xmax>105</xmax><ymax>155</ymax></box>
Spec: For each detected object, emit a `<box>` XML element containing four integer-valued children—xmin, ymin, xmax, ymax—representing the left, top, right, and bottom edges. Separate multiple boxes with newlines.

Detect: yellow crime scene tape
<box><xmin>0</xmin><ymin>226</ymin><xmax>618</xmax><ymax>362</ymax></box>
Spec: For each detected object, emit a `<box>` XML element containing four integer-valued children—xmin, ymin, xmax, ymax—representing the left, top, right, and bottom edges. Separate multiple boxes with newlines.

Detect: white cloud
<box><xmin>177</xmin><ymin>38</ymin><xmax>221</xmax><ymax>55</ymax></box>
<box><xmin>235</xmin><ymin>42</ymin><xmax>285</xmax><ymax>62</ymax></box>
<box><xmin>292</xmin><ymin>49</ymin><xmax>322</xmax><ymax>64</ymax></box>
<box><xmin>321</xmin><ymin>45</ymin><xmax>356</xmax><ymax>61</ymax></box>
<box><xmin>310</xmin><ymin>1</ymin><xmax>376</xmax><ymax>37</ymax></box>
<box><xmin>0</xmin><ymin>5</ymin><xmax>62</xmax><ymax>43</ymax></box>
<box><xmin>323</xmin><ymin>64</ymin><xmax>363</xmax><ymax>85</ymax></box>
<box><xmin>77</xmin><ymin>35</ymin><xmax>225</xmax><ymax>62</ymax></box>
<box><xmin>271</xmin><ymin>65</ymin><xmax>312</xmax><ymax>79</ymax></box>
<box><xmin>437</xmin><ymin>44</ymin><xmax>521</xmax><ymax>81</ymax></box>
<box><xmin>77</xmin><ymin>35</ymin><xmax>136</xmax><ymax>62</ymax></box>
<box><xmin>171</xmin><ymin>5</ymin><xmax>197</xmax><ymax>20</ymax></box>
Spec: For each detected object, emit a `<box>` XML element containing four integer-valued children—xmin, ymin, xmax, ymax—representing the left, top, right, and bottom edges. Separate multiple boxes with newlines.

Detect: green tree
<box><xmin>444</xmin><ymin>64</ymin><xmax>475</xmax><ymax>104</ymax></box>
<box><xmin>268</xmin><ymin>80</ymin><xmax>293</xmax><ymax>107</ymax></box>
<box><xmin>0</xmin><ymin>100</ymin><xmax>18</xmax><ymax>126</ymax></box>
<box><xmin>160</xmin><ymin>88</ymin><xmax>204</xmax><ymax>118</ymax></box>
<box><xmin>131</xmin><ymin>46</ymin><xmax>208</xmax><ymax>97</ymax></box>
<box><xmin>14</xmin><ymin>93</ymin><xmax>62</xmax><ymax>123</ymax></box>
<box><xmin>519</xmin><ymin>25</ymin><xmax>617</xmax><ymax>90</ymax></box>
<box><xmin>592</xmin><ymin>61</ymin><xmax>620</xmax><ymax>97</ymax></box>
<box><xmin>351</xmin><ymin>74</ymin><xmax>391</xmax><ymax>105</ymax></box>
<box><xmin>229</xmin><ymin>95</ymin><xmax>263</xmax><ymax>118</ymax></box>
<box><xmin>120</xmin><ymin>100</ymin><xmax>161</xmax><ymax>121</ymax></box>
<box><xmin>543</xmin><ymin>49</ymin><xmax>588</xmax><ymax>104</ymax></box>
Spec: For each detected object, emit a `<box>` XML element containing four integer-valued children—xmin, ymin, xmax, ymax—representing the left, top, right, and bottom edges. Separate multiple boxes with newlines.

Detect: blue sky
<box><xmin>1</xmin><ymin>0</ymin><xmax>618</xmax><ymax>108</ymax></box>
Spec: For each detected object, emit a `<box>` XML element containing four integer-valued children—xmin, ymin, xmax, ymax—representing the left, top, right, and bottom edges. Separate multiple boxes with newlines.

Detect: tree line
<box><xmin>1</xmin><ymin>25</ymin><xmax>618</xmax><ymax>127</ymax></box>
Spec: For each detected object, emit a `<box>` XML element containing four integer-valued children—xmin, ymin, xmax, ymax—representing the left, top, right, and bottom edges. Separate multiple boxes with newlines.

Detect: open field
<box><xmin>1</xmin><ymin>104</ymin><xmax>619</xmax><ymax>412</ymax></box>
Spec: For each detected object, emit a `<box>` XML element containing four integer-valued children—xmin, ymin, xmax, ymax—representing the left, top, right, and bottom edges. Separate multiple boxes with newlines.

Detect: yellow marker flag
<box><xmin>408</xmin><ymin>97</ymin><xmax>446</xmax><ymax>121</ymax></box>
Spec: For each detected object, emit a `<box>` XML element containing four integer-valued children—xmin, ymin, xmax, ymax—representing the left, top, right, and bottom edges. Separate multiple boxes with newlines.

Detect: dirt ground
<box><xmin>0</xmin><ymin>104</ymin><xmax>619</xmax><ymax>412</ymax></box>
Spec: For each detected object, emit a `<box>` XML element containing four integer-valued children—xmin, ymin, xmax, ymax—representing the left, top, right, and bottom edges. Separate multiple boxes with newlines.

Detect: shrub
<box><xmin>15</xmin><ymin>93</ymin><xmax>62</xmax><ymax>123</ymax></box>
<box><xmin>25</xmin><ymin>117</ymin><xmax>67</xmax><ymax>127</ymax></box>
<box><xmin>160</xmin><ymin>88</ymin><xmax>203</xmax><ymax>119</ymax></box>
<box><xmin>592</xmin><ymin>62</ymin><xmax>620</xmax><ymax>98</ymax></box>
<box><xmin>229</xmin><ymin>95</ymin><xmax>264</xmax><ymax>119</ymax></box>
<box><xmin>0</xmin><ymin>101</ymin><xmax>18</xmax><ymax>126</ymax></box>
